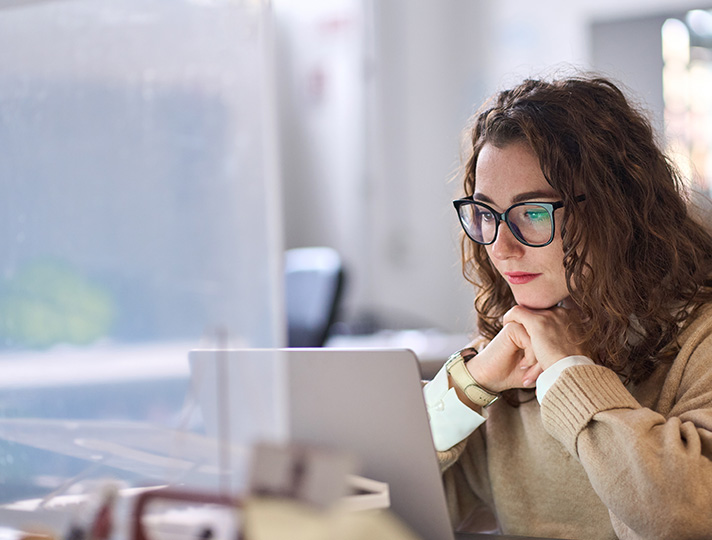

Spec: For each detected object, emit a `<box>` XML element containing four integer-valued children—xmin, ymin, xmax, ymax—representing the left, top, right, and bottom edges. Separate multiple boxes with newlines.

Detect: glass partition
<box><xmin>0</xmin><ymin>0</ymin><xmax>285</xmax><ymax>528</ymax></box>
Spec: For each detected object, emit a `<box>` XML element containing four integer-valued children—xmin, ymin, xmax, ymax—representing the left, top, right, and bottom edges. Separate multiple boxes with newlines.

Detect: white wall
<box><xmin>482</xmin><ymin>0</ymin><xmax>703</xmax><ymax>85</ymax></box>
<box><xmin>363</xmin><ymin>0</ymin><xmax>486</xmax><ymax>332</ymax></box>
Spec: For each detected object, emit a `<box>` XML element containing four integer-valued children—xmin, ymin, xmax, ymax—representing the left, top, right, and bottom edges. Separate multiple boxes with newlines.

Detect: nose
<box><xmin>489</xmin><ymin>222</ymin><xmax>525</xmax><ymax>260</ymax></box>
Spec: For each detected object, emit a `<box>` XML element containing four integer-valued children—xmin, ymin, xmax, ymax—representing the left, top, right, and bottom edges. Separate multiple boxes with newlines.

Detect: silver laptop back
<box><xmin>189</xmin><ymin>348</ymin><xmax>455</xmax><ymax>540</ymax></box>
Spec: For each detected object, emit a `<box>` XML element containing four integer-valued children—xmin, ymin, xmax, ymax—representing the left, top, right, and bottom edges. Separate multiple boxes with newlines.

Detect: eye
<box><xmin>475</xmin><ymin>207</ymin><xmax>495</xmax><ymax>222</ymax></box>
<box><xmin>522</xmin><ymin>209</ymin><xmax>549</xmax><ymax>222</ymax></box>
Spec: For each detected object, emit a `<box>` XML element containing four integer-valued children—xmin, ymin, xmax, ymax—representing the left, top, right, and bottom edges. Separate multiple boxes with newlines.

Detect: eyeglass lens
<box><xmin>459</xmin><ymin>203</ymin><xmax>553</xmax><ymax>246</ymax></box>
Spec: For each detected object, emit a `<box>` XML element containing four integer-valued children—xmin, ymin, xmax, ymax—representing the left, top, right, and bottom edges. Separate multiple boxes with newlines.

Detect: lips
<box><xmin>504</xmin><ymin>272</ymin><xmax>541</xmax><ymax>285</ymax></box>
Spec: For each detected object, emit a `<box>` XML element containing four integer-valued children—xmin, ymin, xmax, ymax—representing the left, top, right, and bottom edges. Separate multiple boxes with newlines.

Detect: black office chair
<box><xmin>285</xmin><ymin>247</ymin><xmax>345</xmax><ymax>347</ymax></box>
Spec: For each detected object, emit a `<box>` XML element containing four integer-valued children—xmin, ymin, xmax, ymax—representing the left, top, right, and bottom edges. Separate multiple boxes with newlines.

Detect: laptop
<box><xmin>188</xmin><ymin>348</ymin><xmax>542</xmax><ymax>540</ymax></box>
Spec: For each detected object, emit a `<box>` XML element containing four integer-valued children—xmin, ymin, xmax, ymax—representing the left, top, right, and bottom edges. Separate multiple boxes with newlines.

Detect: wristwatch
<box><xmin>445</xmin><ymin>347</ymin><xmax>500</xmax><ymax>408</ymax></box>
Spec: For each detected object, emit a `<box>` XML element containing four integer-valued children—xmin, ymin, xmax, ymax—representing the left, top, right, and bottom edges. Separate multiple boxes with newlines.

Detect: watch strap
<box><xmin>446</xmin><ymin>348</ymin><xmax>500</xmax><ymax>408</ymax></box>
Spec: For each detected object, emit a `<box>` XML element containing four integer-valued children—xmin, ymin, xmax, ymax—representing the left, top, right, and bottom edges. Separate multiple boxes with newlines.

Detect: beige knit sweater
<box><xmin>439</xmin><ymin>305</ymin><xmax>712</xmax><ymax>540</ymax></box>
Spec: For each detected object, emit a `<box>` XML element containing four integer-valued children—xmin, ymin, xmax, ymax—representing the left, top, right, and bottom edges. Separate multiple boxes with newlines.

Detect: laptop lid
<box><xmin>188</xmin><ymin>348</ymin><xmax>455</xmax><ymax>540</ymax></box>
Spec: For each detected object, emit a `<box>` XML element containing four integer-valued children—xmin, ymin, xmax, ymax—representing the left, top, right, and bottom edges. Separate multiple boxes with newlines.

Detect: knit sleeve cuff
<box><xmin>540</xmin><ymin>364</ymin><xmax>640</xmax><ymax>456</ymax></box>
<box><xmin>437</xmin><ymin>438</ymin><xmax>468</xmax><ymax>473</ymax></box>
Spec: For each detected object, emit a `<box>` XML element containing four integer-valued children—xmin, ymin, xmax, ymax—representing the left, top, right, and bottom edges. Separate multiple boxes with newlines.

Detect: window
<box><xmin>662</xmin><ymin>9</ymin><xmax>712</xmax><ymax>194</ymax></box>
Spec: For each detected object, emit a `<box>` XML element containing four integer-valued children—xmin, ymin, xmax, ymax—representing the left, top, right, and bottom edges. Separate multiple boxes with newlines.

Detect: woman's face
<box><xmin>474</xmin><ymin>141</ymin><xmax>570</xmax><ymax>309</ymax></box>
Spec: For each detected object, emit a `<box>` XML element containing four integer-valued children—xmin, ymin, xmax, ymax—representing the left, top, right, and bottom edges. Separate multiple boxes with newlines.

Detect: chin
<box><xmin>514</xmin><ymin>295</ymin><xmax>569</xmax><ymax>310</ymax></box>
<box><xmin>516</xmin><ymin>301</ymin><xmax>558</xmax><ymax>310</ymax></box>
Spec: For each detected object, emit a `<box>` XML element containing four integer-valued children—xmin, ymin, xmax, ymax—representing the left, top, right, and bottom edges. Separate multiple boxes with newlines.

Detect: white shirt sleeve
<box><xmin>424</xmin><ymin>355</ymin><xmax>596</xmax><ymax>451</ymax></box>
<box><xmin>535</xmin><ymin>355</ymin><xmax>595</xmax><ymax>403</ymax></box>
<box><xmin>423</xmin><ymin>363</ymin><xmax>486</xmax><ymax>451</ymax></box>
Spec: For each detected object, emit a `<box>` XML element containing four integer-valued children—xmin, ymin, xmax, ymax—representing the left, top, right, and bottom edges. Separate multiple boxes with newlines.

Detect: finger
<box><xmin>517</xmin><ymin>342</ymin><xmax>538</xmax><ymax>367</ymax></box>
<box><xmin>521</xmin><ymin>363</ymin><xmax>543</xmax><ymax>388</ymax></box>
<box><xmin>502</xmin><ymin>320</ymin><xmax>532</xmax><ymax>352</ymax></box>
<box><xmin>518</xmin><ymin>352</ymin><xmax>537</xmax><ymax>370</ymax></box>
<box><xmin>503</xmin><ymin>304</ymin><xmax>552</xmax><ymax>336</ymax></box>
<box><xmin>502</xmin><ymin>305</ymin><xmax>531</xmax><ymax>327</ymax></box>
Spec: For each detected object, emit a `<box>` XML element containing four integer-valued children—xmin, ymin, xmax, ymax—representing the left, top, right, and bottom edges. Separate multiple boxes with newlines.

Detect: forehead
<box><xmin>474</xmin><ymin>141</ymin><xmax>557</xmax><ymax>205</ymax></box>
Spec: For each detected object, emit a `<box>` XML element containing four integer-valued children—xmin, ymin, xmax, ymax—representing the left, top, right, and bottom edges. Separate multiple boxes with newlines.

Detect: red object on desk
<box><xmin>131</xmin><ymin>488</ymin><xmax>243</xmax><ymax>540</ymax></box>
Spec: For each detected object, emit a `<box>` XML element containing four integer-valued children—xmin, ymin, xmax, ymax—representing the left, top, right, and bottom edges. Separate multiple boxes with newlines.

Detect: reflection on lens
<box><xmin>457</xmin><ymin>201</ymin><xmax>555</xmax><ymax>247</ymax></box>
<box><xmin>473</xmin><ymin>206</ymin><xmax>496</xmax><ymax>243</ymax></box>
<box><xmin>509</xmin><ymin>204</ymin><xmax>552</xmax><ymax>245</ymax></box>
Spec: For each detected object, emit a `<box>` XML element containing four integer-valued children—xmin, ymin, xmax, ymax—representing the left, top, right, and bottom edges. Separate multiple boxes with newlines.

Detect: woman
<box><xmin>423</xmin><ymin>75</ymin><xmax>712</xmax><ymax>539</ymax></box>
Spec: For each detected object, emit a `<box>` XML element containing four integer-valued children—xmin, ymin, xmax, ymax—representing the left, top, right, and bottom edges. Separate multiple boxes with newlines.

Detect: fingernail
<box><xmin>522</xmin><ymin>378</ymin><xmax>531</xmax><ymax>387</ymax></box>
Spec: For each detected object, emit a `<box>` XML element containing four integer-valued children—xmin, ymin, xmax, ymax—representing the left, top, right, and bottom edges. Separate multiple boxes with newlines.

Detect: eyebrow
<box><xmin>474</xmin><ymin>190</ymin><xmax>559</xmax><ymax>206</ymax></box>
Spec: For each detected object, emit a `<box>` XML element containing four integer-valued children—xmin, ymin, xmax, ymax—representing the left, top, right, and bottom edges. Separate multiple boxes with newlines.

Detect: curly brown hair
<box><xmin>461</xmin><ymin>75</ymin><xmax>712</xmax><ymax>386</ymax></box>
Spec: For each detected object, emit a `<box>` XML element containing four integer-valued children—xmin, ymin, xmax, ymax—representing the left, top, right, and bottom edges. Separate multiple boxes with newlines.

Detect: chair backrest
<box><xmin>284</xmin><ymin>247</ymin><xmax>344</xmax><ymax>347</ymax></box>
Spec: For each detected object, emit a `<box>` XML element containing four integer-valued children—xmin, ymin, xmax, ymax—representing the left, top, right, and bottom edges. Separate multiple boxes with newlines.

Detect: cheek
<box><xmin>547</xmin><ymin>240</ymin><xmax>565</xmax><ymax>269</ymax></box>
<box><xmin>483</xmin><ymin>245</ymin><xmax>504</xmax><ymax>274</ymax></box>
<box><xmin>545</xmin><ymin>243</ymin><xmax>568</xmax><ymax>286</ymax></box>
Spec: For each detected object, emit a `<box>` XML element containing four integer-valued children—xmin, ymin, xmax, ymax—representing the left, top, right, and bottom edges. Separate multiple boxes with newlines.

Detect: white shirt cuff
<box><xmin>423</xmin><ymin>363</ymin><xmax>486</xmax><ymax>451</ymax></box>
<box><xmin>535</xmin><ymin>355</ymin><xmax>595</xmax><ymax>404</ymax></box>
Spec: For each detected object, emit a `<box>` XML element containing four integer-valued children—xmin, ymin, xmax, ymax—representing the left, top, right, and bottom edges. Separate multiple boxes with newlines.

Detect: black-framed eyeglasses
<box><xmin>453</xmin><ymin>194</ymin><xmax>585</xmax><ymax>248</ymax></box>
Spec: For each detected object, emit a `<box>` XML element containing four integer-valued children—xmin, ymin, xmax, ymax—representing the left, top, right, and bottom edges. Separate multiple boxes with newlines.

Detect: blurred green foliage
<box><xmin>0</xmin><ymin>259</ymin><xmax>115</xmax><ymax>348</ymax></box>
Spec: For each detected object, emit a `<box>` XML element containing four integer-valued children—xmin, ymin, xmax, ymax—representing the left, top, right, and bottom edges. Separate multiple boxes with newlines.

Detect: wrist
<box><xmin>445</xmin><ymin>348</ymin><xmax>500</xmax><ymax>409</ymax></box>
<box><xmin>447</xmin><ymin>373</ymin><xmax>480</xmax><ymax>412</ymax></box>
<box><xmin>463</xmin><ymin>353</ymin><xmax>499</xmax><ymax>393</ymax></box>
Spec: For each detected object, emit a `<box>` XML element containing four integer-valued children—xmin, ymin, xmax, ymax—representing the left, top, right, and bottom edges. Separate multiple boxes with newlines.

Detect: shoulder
<box><xmin>678</xmin><ymin>302</ymin><xmax>712</xmax><ymax>352</ymax></box>
<box><xmin>661</xmin><ymin>303</ymin><xmax>712</xmax><ymax>414</ymax></box>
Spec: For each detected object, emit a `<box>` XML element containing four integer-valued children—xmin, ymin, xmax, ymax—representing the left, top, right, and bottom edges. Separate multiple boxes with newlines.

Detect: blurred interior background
<box><xmin>1</xmin><ymin>0</ymin><xmax>712</xmax><ymax>519</ymax></box>
<box><xmin>2</xmin><ymin>0</ymin><xmax>712</xmax><ymax>356</ymax></box>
